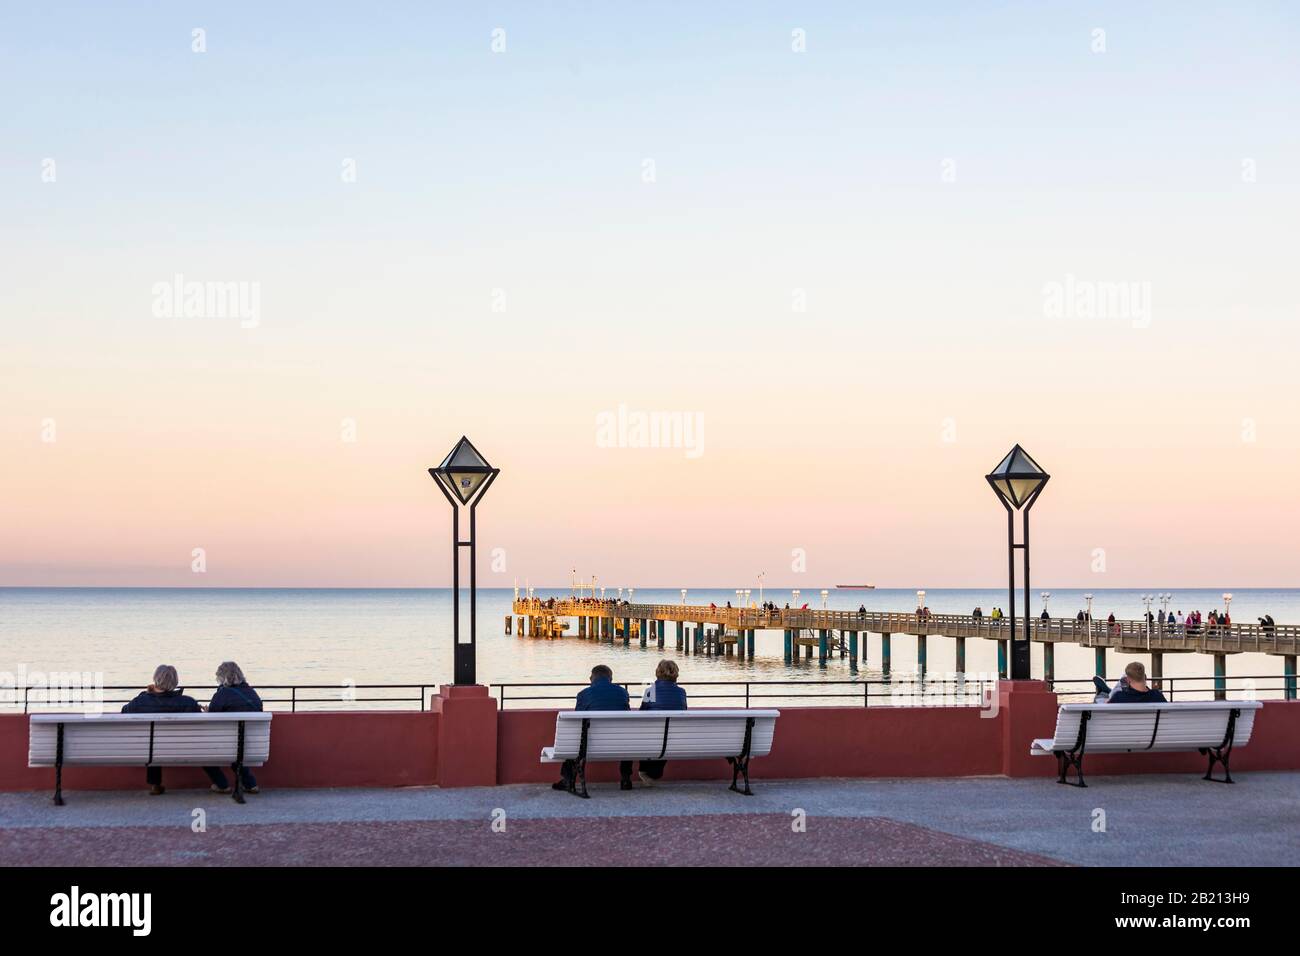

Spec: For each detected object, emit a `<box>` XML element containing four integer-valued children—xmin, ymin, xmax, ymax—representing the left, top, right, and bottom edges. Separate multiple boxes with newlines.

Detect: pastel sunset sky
<box><xmin>2</xmin><ymin>3</ymin><xmax>1297</xmax><ymax>588</ymax></box>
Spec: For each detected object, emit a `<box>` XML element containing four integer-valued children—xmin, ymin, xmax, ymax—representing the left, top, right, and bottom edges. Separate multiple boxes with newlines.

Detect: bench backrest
<box><xmin>1047</xmin><ymin>702</ymin><xmax>1261</xmax><ymax>753</ymax></box>
<box><xmin>550</xmin><ymin>710</ymin><xmax>779</xmax><ymax>761</ymax></box>
<box><xmin>29</xmin><ymin>713</ymin><xmax>273</xmax><ymax>768</ymax></box>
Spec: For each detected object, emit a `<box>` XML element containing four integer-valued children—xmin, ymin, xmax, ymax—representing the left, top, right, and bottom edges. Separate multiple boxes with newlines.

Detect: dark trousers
<box><xmin>638</xmin><ymin>760</ymin><xmax>667</xmax><ymax>780</ymax></box>
<box><xmin>559</xmin><ymin>759</ymin><xmax>632</xmax><ymax>786</ymax></box>
<box><xmin>144</xmin><ymin>765</ymin><xmax>257</xmax><ymax>789</ymax></box>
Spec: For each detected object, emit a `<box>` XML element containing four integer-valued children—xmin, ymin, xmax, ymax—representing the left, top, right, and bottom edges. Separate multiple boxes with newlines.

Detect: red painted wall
<box><xmin>3</xmin><ymin>693</ymin><xmax>1298</xmax><ymax>793</ymax></box>
<box><xmin>0</xmin><ymin>712</ymin><xmax>439</xmax><ymax>792</ymax></box>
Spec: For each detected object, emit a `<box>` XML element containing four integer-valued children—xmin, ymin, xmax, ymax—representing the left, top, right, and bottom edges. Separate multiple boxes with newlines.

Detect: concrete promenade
<box><xmin>3</xmin><ymin>773</ymin><xmax>1296</xmax><ymax>867</ymax></box>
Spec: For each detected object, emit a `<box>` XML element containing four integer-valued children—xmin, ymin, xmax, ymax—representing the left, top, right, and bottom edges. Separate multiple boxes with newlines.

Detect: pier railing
<box><xmin>515</xmin><ymin>599</ymin><xmax>1299</xmax><ymax>655</ymax></box>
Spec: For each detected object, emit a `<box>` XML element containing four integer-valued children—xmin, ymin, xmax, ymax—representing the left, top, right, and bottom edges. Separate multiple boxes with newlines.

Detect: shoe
<box><xmin>638</xmin><ymin>771</ymin><xmax>656</xmax><ymax>787</ymax></box>
<box><xmin>620</xmin><ymin>779</ymin><xmax>633</xmax><ymax>791</ymax></box>
<box><xmin>244</xmin><ymin>786</ymin><xmax>259</xmax><ymax>794</ymax></box>
<box><xmin>149</xmin><ymin>785</ymin><xmax>165</xmax><ymax>796</ymax></box>
<box><xmin>552</xmin><ymin>780</ymin><xmax>569</xmax><ymax>791</ymax></box>
<box><xmin>210</xmin><ymin>785</ymin><xmax>233</xmax><ymax>794</ymax></box>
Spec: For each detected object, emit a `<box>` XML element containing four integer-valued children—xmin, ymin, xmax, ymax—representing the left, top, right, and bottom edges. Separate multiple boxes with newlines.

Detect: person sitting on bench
<box><xmin>1092</xmin><ymin>661</ymin><xmax>1167</xmax><ymax>704</ymax></box>
<box><xmin>203</xmin><ymin>661</ymin><xmax>263</xmax><ymax>795</ymax></box>
<box><xmin>121</xmin><ymin>664</ymin><xmax>204</xmax><ymax>795</ymax></box>
<box><xmin>552</xmin><ymin>665</ymin><xmax>633</xmax><ymax>792</ymax></box>
<box><xmin>636</xmin><ymin>659</ymin><xmax>688</xmax><ymax>786</ymax></box>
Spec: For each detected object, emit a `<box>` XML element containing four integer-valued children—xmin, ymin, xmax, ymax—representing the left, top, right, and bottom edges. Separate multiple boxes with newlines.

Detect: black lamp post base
<box><xmin>454</xmin><ymin>644</ymin><xmax>476</xmax><ymax>685</ymax></box>
<box><xmin>1011</xmin><ymin>641</ymin><xmax>1032</xmax><ymax>681</ymax></box>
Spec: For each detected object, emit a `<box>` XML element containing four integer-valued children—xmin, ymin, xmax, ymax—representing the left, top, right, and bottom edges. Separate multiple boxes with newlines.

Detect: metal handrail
<box><xmin>490</xmin><ymin>677</ymin><xmax>995</xmax><ymax>710</ymax></box>
<box><xmin>9</xmin><ymin>674</ymin><xmax>1290</xmax><ymax>714</ymax></box>
<box><xmin>10</xmin><ymin>684</ymin><xmax>438</xmax><ymax>714</ymax></box>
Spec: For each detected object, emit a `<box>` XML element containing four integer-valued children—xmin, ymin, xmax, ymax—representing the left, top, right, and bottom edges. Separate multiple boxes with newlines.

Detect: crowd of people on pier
<box><xmin>120</xmin><ymin>662</ymin><xmax>263</xmax><ymax>795</ymax></box>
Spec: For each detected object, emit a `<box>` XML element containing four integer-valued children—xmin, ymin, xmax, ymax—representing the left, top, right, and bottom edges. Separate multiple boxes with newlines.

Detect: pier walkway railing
<box><xmin>515</xmin><ymin>599</ymin><xmax>1300</xmax><ymax>657</ymax></box>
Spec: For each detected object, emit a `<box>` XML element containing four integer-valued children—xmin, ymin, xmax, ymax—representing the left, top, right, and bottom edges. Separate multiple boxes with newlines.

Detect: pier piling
<box><xmin>1214</xmin><ymin>653</ymin><xmax>1227</xmax><ymax>701</ymax></box>
<box><xmin>1285</xmin><ymin>655</ymin><xmax>1297</xmax><ymax>701</ymax></box>
<box><xmin>997</xmin><ymin>640</ymin><xmax>1008</xmax><ymax>680</ymax></box>
<box><xmin>1042</xmin><ymin>642</ymin><xmax>1053</xmax><ymax>683</ymax></box>
<box><xmin>917</xmin><ymin>634</ymin><xmax>927</xmax><ymax>680</ymax></box>
<box><xmin>881</xmin><ymin>632</ymin><xmax>892</xmax><ymax>679</ymax></box>
<box><xmin>1094</xmin><ymin>647</ymin><xmax>1106</xmax><ymax>679</ymax></box>
<box><xmin>955</xmin><ymin>636</ymin><xmax>966</xmax><ymax>675</ymax></box>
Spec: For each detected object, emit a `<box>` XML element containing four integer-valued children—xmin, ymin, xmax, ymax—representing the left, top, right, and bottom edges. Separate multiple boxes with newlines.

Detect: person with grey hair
<box><xmin>121</xmin><ymin>665</ymin><xmax>202</xmax><ymax>795</ymax></box>
<box><xmin>203</xmin><ymin>661</ymin><xmax>264</xmax><ymax>794</ymax></box>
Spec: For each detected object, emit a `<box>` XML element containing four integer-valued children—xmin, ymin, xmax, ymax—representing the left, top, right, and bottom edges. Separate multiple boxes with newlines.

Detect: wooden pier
<box><xmin>511</xmin><ymin>598</ymin><xmax>1300</xmax><ymax>699</ymax></box>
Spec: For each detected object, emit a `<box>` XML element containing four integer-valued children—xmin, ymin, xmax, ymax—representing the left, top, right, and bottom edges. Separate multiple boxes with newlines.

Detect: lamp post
<box><xmin>917</xmin><ymin>589</ymin><xmax>926</xmax><ymax>610</ymax></box>
<box><xmin>735</xmin><ymin>589</ymin><xmax>743</xmax><ymax>608</ymax></box>
<box><xmin>1084</xmin><ymin>592</ymin><xmax>1094</xmax><ymax>644</ymax></box>
<box><xmin>793</xmin><ymin>589</ymin><xmax>801</xmax><ymax>607</ymax></box>
<box><xmin>680</xmin><ymin>588</ymin><xmax>687</xmax><ymax>606</ymax></box>
<box><xmin>986</xmin><ymin>445</ymin><xmax>1050</xmax><ymax>680</ymax></box>
<box><xmin>1223</xmin><ymin>592</ymin><xmax>1233</xmax><ymax>623</ymax></box>
<box><xmin>628</xmin><ymin>588</ymin><xmax>635</xmax><ymax>604</ymax></box>
<box><xmin>1040</xmin><ymin>591</ymin><xmax>1051</xmax><ymax>616</ymax></box>
<box><xmin>1141</xmin><ymin>593</ymin><xmax>1154</xmax><ymax>646</ymax></box>
<box><xmin>428</xmin><ymin>436</ymin><xmax>499</xmax><ymax>685</ymax></box>
<box><xmin>820</xmin><ymin>589</ymin><xmax>829</xmax><ymax>610</ymax></box>
<box><xmin>757</xmin><ymin>572</ymin><xmax>766</xmax><ymax>606</ymax></box>
<box><xmin>744</xmin><ymin>588</ymin><xmax>752</xmax><ymax>608</ymax></box>
<box><xmin>1160</xmin><ymin>592</ymin><xmax>1172</xmax><ymax>617</ymax></box>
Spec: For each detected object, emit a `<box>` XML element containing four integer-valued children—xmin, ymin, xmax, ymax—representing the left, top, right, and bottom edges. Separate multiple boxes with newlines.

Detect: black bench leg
<box><xmin>1056</xmin><ymin>750</ymin><xmax>1087</xmax><ymax>788</ymax></box>
<box><xmin>568</xmin><ymin>719</ymin><xmax>591</xmax><ymax>798</ymax></box>
<box><xmin>727</xmin><ymin>718</ymin><xmax>756</xmax><ymax>795</ymax></box>
<box><xmin>727</xmin><ymin>756</ymin><xmax>754</xmax><ymax>796</ymax></box>
<box><xmin>53</xmin><ymin>722</ymin><xmax>65</xmax><ymax>806</ymax></box>
<box><xmin>232</xmin><ymin>721</ymin><xmax>247</xmax><ymax>804</ymax></box>
<box><xmin>1200</xmin><ymin>747</ymin><xmax>1234</xmax><ymax>784</ymax></box>
<box><xmin>572</xmin><ymin>758</ymin><xmax>589</xmax><ymax>799</ymax></box>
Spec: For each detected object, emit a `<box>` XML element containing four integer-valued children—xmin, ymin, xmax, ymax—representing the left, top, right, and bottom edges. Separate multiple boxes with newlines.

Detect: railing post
<box><xmin>292</xmin><ymin>686</ymin><xmax>297</xmax><ymax>713</ymax></box>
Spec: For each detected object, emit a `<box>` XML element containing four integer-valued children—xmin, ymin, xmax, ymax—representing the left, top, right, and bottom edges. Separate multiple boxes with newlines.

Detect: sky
<box><xmin>2</xmin><ymin>2</ymin><xmax>1298</xmax><ymax>589</ymax></box>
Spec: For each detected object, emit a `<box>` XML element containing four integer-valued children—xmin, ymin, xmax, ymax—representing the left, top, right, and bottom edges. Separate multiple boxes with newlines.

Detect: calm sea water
<box><xmin>1</xmin><ymin>587</ymin><xmax>1294</xmax><ymax>706</ymax></box>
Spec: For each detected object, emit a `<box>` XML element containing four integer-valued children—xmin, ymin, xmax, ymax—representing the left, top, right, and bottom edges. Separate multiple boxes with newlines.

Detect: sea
<box><xmin>1</xmin><ymin>587</ymin><xmax>1294</xmax><ymax>708</ymax></box>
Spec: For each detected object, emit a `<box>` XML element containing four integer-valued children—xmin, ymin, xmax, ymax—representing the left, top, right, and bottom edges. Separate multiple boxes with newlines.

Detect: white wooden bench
<box><xmin>1030</xmin><ymin>701</ymin><xmax>1261</xmax><ymax>787</ymax></box>
<box><xmin>541</xmin><ymin>709</ymin><xmax>779</xmax><ymax>797</ymax></box>
<box><xmin>29</xmin><ymin>713</ymin><xmax>273</xmax><ymax>805</ymax></box>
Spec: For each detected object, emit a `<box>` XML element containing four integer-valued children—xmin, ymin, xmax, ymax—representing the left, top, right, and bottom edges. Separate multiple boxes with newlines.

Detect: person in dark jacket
<box><xmin>636</xmin><ymin>659</ymin><xmax>688</xmax><ymax>785</ymax></box>
<box><xmin>121</xmin><ymin>665</ymin><xmax>203</xmax><ymax>795</ymax></box>
<box><xmin>1099</xmin><ymin>661</ymin><xmax>1167</xmax><ymax>704</ymax></box>
<box><xmin>203</xmin><ymin>661</ymin><xmax>263</xmax><ymax>794</ymax></box>
<box><xmin>553</xmin><ymin>665</ymin><xmax>633</xmax><ymax>792</ymax></box>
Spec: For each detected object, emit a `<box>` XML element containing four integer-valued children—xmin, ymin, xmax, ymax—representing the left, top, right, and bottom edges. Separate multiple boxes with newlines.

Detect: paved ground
<box><xmin>2</xmin><ymin>773</ymin><xmax>1296</xmax><ymax>866</ymax></box>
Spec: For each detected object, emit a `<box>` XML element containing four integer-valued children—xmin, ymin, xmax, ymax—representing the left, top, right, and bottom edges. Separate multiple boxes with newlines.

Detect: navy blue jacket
<box><xmin>575</xmin><ymin>678</ymin><xmax>630</xmax><ymax>711</ymax></box>
<box><xmin>209</xmin><ymin>683</ymin><xmax>263</xmax><ymax>713</ymax></box>
<box><xmin>121</xmin><ymin>688</ymin><xmax>201</xmax><ymax>714</ymax></box>
<box><xmin>1109</xmin><ymin>685</ymin><xmax>1167</xmax><ymax>704</ymax></box>
<box><xmin>640</xmin><ymin>679</ymin><xmax>688</xmax><ymax>711</ymax></box>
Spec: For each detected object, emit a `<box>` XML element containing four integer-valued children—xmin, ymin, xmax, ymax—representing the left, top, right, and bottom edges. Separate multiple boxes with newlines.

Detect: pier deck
<box><xmin>513</xmin><ymin>599</ymin><xmax>1299</xmax><ymax>656</ymax></box>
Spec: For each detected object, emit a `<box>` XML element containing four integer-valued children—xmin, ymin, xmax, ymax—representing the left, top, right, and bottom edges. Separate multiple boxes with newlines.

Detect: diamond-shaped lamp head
<box><xmin>986</xmin><ymin>444</ymin><xmax>1049</xmax><ymax>511</ymax></box>
<box><xmin>429</xmin><ymin>436</ymin><xmax>496</xmax><ymax>505</ymax></box>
